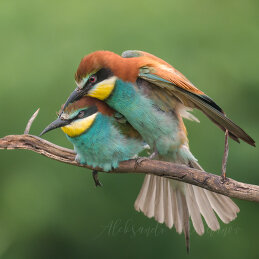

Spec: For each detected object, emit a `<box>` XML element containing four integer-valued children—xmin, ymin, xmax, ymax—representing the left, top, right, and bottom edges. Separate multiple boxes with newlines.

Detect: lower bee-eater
<box><xmin>41</xmin><ymin>96</ymin><xmax>145</xmax><ymax>174</ymax></box>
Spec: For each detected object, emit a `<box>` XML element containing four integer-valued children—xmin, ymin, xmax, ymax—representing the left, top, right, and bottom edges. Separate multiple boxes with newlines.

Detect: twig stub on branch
<box><xmin>24</xmin><ymin>108</ymin><xmax>40</xmax><ymax>134</ymax></box>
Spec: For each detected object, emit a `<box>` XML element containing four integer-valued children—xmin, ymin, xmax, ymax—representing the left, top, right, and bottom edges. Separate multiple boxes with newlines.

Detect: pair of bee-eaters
<box><xmin>41</xmin><ymin>50</ymin><xmax>255</xmax><ymax>251</ymax></box>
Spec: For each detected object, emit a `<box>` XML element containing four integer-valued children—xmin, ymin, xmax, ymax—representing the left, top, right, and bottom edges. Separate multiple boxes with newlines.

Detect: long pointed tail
<box><xmin>134</xmin><ymin>146</ymin><xmax>239</xmax><ymax>252</ymax></box>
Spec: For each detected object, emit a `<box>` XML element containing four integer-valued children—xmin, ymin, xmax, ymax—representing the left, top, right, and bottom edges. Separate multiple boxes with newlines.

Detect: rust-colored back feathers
<box><xmin>75</xmin><ymin>51</ymin><xmax>140</xmax><ymax>83</ymax></box>
<box><xmin>75</xmin><ymin>50</ymin><xmax>204</xmax><ymax>95</ymax></box>
<box><xmin>62</xmin><ymin>96</ymin><xmax>115</xmax><ymax>117</ymax></box>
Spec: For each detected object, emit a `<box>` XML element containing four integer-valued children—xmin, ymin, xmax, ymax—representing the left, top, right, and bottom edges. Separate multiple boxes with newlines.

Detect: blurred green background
<box><xmin>0</xmin><ymin>0</ymin><xmax>258</xmax><ymax>258</ymax></box>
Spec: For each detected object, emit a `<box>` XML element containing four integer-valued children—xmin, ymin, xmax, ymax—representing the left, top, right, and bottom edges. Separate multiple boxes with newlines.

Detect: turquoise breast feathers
<box><xmin>67</xmin><ymin>114</ymin><xmax>144</xmax><ymax>171</ymax></box>
<box><xmin>107</xmin><ymin>79</ymin><xmax>181</xmax><ymax>155</ymax></box>
<box><xmin>40</xmin><ymin>97</ymin><xmax>145</xmax><ymax>172</ymax></box>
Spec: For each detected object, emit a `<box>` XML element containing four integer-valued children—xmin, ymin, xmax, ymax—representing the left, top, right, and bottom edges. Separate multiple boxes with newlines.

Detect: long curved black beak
<box><xmin>61</xmin><ymin>88</ymin><xmax>85</xmax><ymax>114</ymax></box>
<box><xmin>40</xmin><ymin>117</ymin><xmax>70</xmax><ymax>136</ymax></box>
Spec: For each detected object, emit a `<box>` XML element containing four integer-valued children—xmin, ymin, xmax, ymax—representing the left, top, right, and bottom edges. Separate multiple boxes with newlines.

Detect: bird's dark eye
<box><xmin>78</xmin><ymin>110</ymin><xmax>85</xmax><ymax>118</ymax></box>
<box><xmin>89</xmin><ymin>75</ymin><xmax>97</xmax><ymax>84</ymax></box>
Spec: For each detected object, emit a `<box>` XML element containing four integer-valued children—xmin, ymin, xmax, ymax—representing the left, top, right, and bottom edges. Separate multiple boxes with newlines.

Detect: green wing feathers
<box><xmin>174</xmin><ymin>87</ymin><xmax>255</xmax><ymax>146</ymax></box>
<box><xmin>122</xmin><ymin>50</ymin><xmax>255</xmax><ymax>146</ymax></box>
<box><xmin>140</xmin><ymin>73</ymin><xmax>255</xmax><ymax>146</ymax></box>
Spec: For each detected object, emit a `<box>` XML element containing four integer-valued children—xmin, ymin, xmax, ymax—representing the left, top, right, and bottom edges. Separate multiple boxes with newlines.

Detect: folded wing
<box><xmin>122</xmin><ymin>50</ymin><xmax>255</xmax><ymax>146</ymax></box>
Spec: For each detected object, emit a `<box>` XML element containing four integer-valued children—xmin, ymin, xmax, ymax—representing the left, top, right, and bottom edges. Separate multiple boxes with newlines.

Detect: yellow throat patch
<box><xmin>88</xmin><ymin>76</ymin><xmax>117</xmax><ymax>100</ymax></box>
<box><xmin>61</xmin><ymin>113</ymin><xmax>98</xmax><ymax>137</ymax></box>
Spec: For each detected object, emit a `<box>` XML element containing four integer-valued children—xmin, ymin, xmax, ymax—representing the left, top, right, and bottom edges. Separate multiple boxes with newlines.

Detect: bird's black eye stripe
<box><xmin>75</xmin><ymin>106</ymin><xmax>98</xmax><ymax>120</ymax></box>
<box><xmin>96</xmin><ymin>68</ymin><xmax>113</xmax><ymax>81</ymax></box>
<box><xmin>84</xmin><ymin>68</ymin><xmax>113</xmax><ymax>88</ymax></box>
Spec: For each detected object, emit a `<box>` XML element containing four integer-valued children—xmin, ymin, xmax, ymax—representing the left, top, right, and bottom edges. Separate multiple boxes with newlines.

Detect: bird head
<box><xmin>61</xmin><ymin>51</ymin><xmax>155</xmax><ymax>111</ymax></box>
<box><xmin>40</xmin><ymin>96</ymin><xmax>114</xmax><ymax>138</ymax></box>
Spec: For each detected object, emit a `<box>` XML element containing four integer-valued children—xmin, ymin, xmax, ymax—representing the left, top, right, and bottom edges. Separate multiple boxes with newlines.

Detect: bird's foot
<box><xmin>134</xmin><ymin>157</ymin><xmax>149</xmax><ymax>169</ymax></box>
<box><xmin>134</xmin><ymin>151</ymin><xmax>158</xmax><ymax>169</ymax></box>
<box><xmin>92</xmin><ymin>170</ymin><xmax>102</xmax><ymax>187</ymax></box>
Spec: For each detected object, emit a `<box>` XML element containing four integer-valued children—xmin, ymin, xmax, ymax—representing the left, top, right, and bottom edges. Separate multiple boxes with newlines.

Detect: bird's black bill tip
<box><xmin>61</xmin><ymin>88</ymin><xmax>84</xmax><ymax>114</ymax></box>
<box><xmin>39</xmin><ymin>127</ymin><xmax>52</xmax><ymax>137</ymax></box>
<box><xmin>40</xmin><ymin>118</ymin><xmax>69</xmax><ymax>137</ymax></box>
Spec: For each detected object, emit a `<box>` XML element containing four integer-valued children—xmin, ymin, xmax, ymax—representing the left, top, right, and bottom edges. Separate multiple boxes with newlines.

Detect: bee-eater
<box><xmin>59</xmin><ymin>50</ymin><xmax>254</xmax><ymax>251</ymax></box>
<box><xmin>41</xmin><ymin>96</ymin><xmax>145</xmax><ymax>175</ymax></box>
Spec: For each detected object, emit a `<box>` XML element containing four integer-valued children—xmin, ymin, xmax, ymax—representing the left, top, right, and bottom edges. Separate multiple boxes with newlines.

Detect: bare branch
<box><xmin>0</xmin><ymin>107</ymin><xmax>256</xmax><ymax>202</ymax></box>
<box><xmin>24</xmin><ymin>108</ymin><xmax>40</xmax><ymax>134</ymax></box>
<box><xmin>0</xmin><ymin>134</ymin><xmax>258</xmax><ymax>202</ymax></box>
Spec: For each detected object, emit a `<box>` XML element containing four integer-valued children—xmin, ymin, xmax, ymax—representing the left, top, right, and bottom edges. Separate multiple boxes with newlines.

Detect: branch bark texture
<box><xmin>0</xmin><ymin>134</ymin><xmax>258</xmax><ymax>202</ymax></box>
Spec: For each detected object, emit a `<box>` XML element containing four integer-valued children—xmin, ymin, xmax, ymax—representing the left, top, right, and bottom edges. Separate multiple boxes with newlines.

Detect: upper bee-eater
<box><xmin>58</xmin><ymin>50</ymin><xmax>255</xmax><ymax>251</ymax></box>
<box><xmin>41</xmin><ymin>96</ymin><xmax>145</xmax><ymax>177</ymax></box>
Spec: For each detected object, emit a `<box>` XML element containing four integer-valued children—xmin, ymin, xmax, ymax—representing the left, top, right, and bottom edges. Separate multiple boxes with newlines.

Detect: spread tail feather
<box><xmin>134</xmin><ymin>148</ymin><xmax>239</xmax><ymax>252</ymax></box>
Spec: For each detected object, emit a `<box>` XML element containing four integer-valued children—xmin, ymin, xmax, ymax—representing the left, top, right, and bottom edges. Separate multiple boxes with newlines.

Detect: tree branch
<box><xmin>0</xmin><ymin>110</ymin><xmax>258</xmax><ymax>203</ymax></box>
<box><xmin>24</xmin><ymin>108</ymin><xmax>40</xmax><ymax>134</ymax></box>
